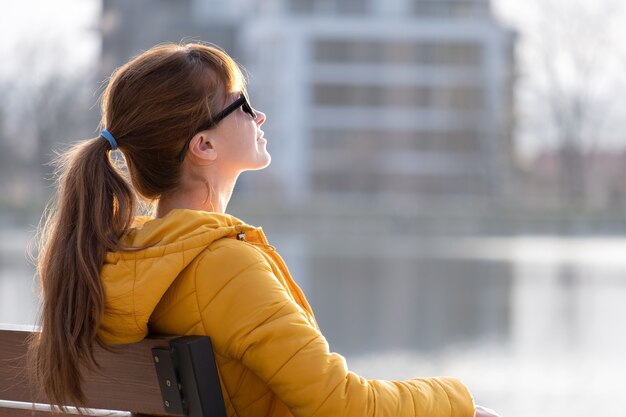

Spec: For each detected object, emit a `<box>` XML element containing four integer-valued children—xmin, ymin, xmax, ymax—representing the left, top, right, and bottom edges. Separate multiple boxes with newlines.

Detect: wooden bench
<box><xmin>0</xmin><ymin>325</ymin><xmax>227</xmax><ymax>417</ymax></box>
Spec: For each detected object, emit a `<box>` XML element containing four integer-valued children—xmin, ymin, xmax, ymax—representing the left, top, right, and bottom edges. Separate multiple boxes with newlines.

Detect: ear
<box><xmin>188</xmin><ymin>132</ymin><xmax>218</xmax><ymax>163</ymax></box>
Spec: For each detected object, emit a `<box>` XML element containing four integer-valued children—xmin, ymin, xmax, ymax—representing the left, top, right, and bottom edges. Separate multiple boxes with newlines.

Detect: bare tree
<box><xmin>0</xmin><ymin>39</ymin><xmax>98</xmax><ymax>211</ymax></box>
<box><xmin>498</xmin><ymin>0</ymin><xmax>626</xmax><ymax>208</ymax></box>
<box><xmin>540</xmin><ymin>0</ymin><xmax>623</xmax><ymax>204</ymax></box>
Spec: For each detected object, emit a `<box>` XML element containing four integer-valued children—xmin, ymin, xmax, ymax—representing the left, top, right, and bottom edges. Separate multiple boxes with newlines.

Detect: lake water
<box><xmin>341</xmin><ymin>236</ymin><xmax>626</xmax><ymax>417</ymax></box>
<box><xmin>1</xmin><ymin>229</ymin><xmax>623</xmax><ymax>416</ymax></box>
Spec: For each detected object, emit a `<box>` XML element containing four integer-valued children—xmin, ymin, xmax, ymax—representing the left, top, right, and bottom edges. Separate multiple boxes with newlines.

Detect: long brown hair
<box><xmin>29</xmin><ymin>42</ymin><xmax>246</xmax><ymax>409</ymax></box>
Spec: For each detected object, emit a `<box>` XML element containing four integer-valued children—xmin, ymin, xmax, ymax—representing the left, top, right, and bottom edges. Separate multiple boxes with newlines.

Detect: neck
<box><xmin>156</xmin><ymin>170</ymin><xmax>239</xmax><ymax>218</ymax></box>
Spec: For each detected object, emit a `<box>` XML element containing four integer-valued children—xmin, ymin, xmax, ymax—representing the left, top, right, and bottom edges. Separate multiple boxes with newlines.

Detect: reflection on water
<box><xmin>310</xmin><ymin>256</ymin><xmax>512</xmax><ymax>353</ymax></box>
<box><xmin>0</xmin><ymin>229</ymin><xmax>38</xmax><ymax>325</ymax></box>
<box><xmin>348</xmin><ymin>341</ymin><xmax>625</xmax><ymax>416</ymax></box>
<box><xmin>339</xmin><ymin>237</ymin><xmax>626</xmax><ymax>417</ymax></box>
<box><xmin>1</xmin><ymin>231</ymin><xmax>624</xmax><ymax>416</ymax></box>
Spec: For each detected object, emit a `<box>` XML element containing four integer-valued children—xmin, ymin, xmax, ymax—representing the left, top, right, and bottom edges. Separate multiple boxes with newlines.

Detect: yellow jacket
<box><xmin>99</xmin><ymin>209</ymin><xmax>475</xmax><ymax>417</ymax></box>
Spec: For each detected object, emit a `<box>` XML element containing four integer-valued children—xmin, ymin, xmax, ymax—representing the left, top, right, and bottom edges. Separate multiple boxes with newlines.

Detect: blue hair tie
<box><xmin>100</xmin><ymin>130</ymin><xmax>118</xmax><ymax>150</ymax></box>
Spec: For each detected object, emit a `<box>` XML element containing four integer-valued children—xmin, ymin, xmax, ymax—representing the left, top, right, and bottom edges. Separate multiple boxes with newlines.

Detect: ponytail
<box><xmin>27</xmin><ymin>41</ymin><xmax>248</xmax><ymax>410</ymax></box>
<box><xmin>29</xmin><ymin>137</ymin><xmax>135</xmax><ymax>409</ymax></box>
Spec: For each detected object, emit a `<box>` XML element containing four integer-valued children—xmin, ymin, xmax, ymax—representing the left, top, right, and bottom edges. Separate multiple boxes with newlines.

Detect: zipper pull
<box><xmin>236</xmin><ymin>233</ymin><xmax>246</xmax><ymax>241</ymax></box>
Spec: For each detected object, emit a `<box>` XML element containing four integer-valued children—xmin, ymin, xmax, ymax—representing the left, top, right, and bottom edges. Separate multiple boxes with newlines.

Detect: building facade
<box><xmin>101</xmin><ymin>0</ymin><xmax>516</xmax><ymax>207</ymax></box>
<box><xmin>99</xmin><ymin>0</ymin><xmax>516</xmax><ymax>353</ymax></box>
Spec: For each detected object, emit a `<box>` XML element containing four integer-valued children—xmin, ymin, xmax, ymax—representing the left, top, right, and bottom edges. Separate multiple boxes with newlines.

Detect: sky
<box><xmin>0</xmin><ymin>0</ymin><xmax>100</xmax><ymax>79</ymax></box>
<box><xmin>1</xmin><ymin>0</ymin><xmax>625</xmax><ymax>156</ymax></box>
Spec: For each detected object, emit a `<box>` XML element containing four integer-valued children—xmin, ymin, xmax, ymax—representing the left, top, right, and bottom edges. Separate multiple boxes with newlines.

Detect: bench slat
<box><xmin>0</xmin><ymin>328</ymin><xmax>180</xmax><ymax>416</ymax></box>
<box><xmin>0</xmin><ymin>406</ymin><xmax>67</xmax><ymax>417</ymax></box>
<box><xmin>0</xmin><ymin>400</ymin><xmax>131</xmax><ymax>417</ymax></box>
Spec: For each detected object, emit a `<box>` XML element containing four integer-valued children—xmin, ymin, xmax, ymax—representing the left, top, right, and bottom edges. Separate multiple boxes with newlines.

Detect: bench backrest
<box><xmin>0</xmin><ymin>325</ymin><xmax>226</xmax><ymax>417</ymax></box>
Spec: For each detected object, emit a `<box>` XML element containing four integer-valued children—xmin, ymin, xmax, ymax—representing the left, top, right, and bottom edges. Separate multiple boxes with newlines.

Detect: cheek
<box><xmin>217</xmin><ymin>120</ymin><xmax>258</xmax><ymax>161</ymax></box>
<box><xmin>226</xmin><ymin>130</ymin><xmax>256</xmax><ymax>160</ymax></box>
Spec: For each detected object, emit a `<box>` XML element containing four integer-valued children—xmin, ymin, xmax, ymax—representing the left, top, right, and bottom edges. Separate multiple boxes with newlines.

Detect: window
<box><xmin>313</xmin><ymin>84</ymin><xmax>484</xmax><ymax>109</ymax></box>
<box><xmin>311</xmin><ymin>129</ymin><xmax>483</xmax><ymax>153</ymax></box>
<box><xmin>314</xmin><ymin>40</ymin><xmax>483</xmax><ymax>66</ymax></box>
<box><xmin>412</xmin><ymin>0</ymin><xmax>490</xmax><ymax>17</ymax></box>
<box><xmin>288</xmin><ymin>0</ymin><xmax>366</xmax><ymax>14</ymax></box>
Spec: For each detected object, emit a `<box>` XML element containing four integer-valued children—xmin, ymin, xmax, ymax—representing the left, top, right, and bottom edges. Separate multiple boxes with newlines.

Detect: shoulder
<box><xmin>208</xmin><ymin>237</ymin><xmax>268</xmax><ymax>264</ymax></box>
<box><xmin>193</xmin><ymin>238</ymin><xmax>273</xmax><ymax>283</ymax></box>
<box><xmin>190</xmin><ymin>238</ymin><xmax>286</xmax><ymax>323</ymax></box>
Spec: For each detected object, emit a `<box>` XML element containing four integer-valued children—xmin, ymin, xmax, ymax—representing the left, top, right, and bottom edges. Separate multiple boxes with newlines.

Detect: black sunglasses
<box><xmin>178</xmin><ymin>93</ymin><xmax>257</xmax><ymax>162</ymax></box>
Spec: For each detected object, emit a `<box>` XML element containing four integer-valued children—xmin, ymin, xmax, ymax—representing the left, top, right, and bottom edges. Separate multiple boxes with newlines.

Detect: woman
<box><xmin>31</xmin><ymin>42</ymin><xmax>498</xmax><ymax>417</ymax></box>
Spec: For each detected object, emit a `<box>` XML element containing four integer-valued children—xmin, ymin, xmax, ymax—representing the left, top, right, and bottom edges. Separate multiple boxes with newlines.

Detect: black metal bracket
<box><xmin>152</xmin><ymin>336</ymin><xmax>227</xmax><ymax>417</ymax></box>
<box><xmin>152</xmin><ymin>346</ymin><xmax>185</xmax><ymax>415</ymax></box>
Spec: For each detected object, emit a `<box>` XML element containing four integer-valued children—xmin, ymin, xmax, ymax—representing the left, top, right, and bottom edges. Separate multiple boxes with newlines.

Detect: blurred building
<box><xmin>99</xmin><ymin>0</ymin><xmax>516</xmax><ymax>353</ymax></box>
<box><xmin>100</xmin><ymin>0</ymin><xmax>238</xmax><ymax>75</ymax></box>
<box><xmin>100</xmin><ymin>0</ymin><xmax>516</xmax><ymax>207</ymax></box>
<box><xmin>243</xmin><ymin>1</ymin><xmax>516</xmax><ymax>208</ymax></box>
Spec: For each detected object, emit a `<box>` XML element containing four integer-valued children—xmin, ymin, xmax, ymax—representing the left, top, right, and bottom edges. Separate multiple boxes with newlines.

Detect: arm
<box><xmin>196</xmin><ymin>243</ymin><xmax>475</xmax><ymax>417</ymax></box>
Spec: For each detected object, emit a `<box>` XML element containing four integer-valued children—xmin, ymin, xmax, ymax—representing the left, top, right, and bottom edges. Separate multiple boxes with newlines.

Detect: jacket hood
<box><xmin>98</xmin><ymin>209</ymin><xmax>258</xmax><ymax>344</ymax></box>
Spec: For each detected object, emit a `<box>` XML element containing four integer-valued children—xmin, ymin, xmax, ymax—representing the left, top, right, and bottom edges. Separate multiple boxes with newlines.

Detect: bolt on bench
<box><xmin>0</xmin><ymin>325</ymin><xmax>227</xmax><ymax>417</ymax></box>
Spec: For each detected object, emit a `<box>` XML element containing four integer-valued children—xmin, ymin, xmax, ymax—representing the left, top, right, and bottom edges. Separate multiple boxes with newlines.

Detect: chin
<box><xmin>248</xmin><ymin>152</ymin><xmax>271</xmax><ymax>172</ymax></box>
<box><xmin>258</xmin><ymin>153</ymin><xmax>272</xmax><ymax>170</ymax></box>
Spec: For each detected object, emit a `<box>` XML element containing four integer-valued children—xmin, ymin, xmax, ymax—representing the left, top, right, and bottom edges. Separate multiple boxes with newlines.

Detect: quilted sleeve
<box><xmin>195</xmin><ymin>242</ymin><xmax>475</xmax><ymax>417</ymax></box>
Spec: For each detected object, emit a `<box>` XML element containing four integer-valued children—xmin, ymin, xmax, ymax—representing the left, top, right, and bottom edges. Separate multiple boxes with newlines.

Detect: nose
<box><xmin>254</xmin><ymin>109</ymin><xmax>266</xmax><ymax>126</ymax></box>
